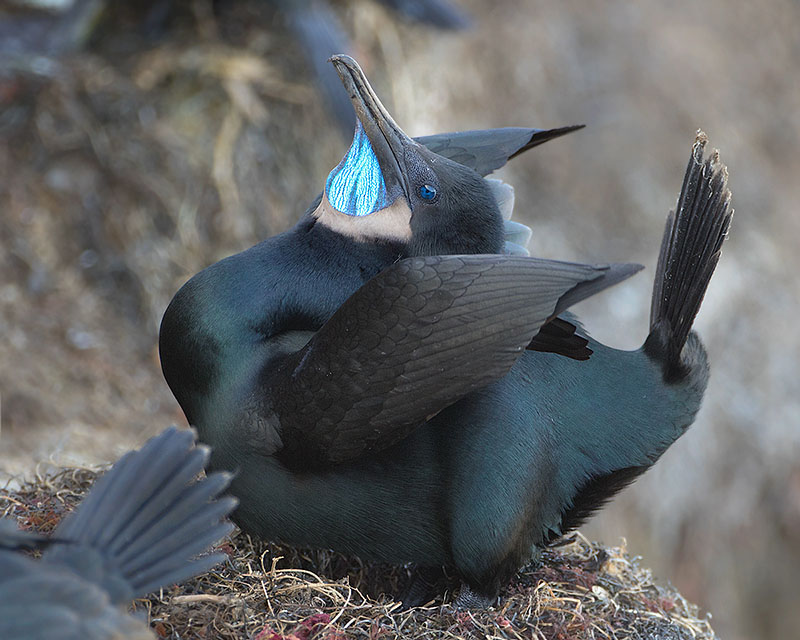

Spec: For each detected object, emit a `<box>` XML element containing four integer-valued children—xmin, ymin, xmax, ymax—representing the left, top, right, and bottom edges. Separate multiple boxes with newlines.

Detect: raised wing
<box><xmin>269</xmin><ymin>254</ymin><xmax>641</xmax><ymax>467</ymax></box>
<box><xmin>416</xmin><ymin>125</ymin><xmax>584</xmax><ymax>176</ymax></box>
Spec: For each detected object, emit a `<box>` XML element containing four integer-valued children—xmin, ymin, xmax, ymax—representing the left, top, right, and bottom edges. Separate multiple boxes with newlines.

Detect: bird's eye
<box><xmin>419</xmin><ymin>184</ymin><xmax>437</xmax><ymax>201</ymax></box>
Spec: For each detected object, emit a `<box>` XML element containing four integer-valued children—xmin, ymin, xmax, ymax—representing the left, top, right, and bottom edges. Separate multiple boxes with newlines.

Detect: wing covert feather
<box><xmin>272</xmin><ymin>255</ymin><xmax>640</xmax><ymax>466</ymax></box>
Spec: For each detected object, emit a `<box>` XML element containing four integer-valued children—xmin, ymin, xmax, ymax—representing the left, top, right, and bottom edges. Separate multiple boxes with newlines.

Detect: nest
<box><xmin>2</xmin><ymin>466</ymin><xmax>716</xmax><ymax>640</ymax></box>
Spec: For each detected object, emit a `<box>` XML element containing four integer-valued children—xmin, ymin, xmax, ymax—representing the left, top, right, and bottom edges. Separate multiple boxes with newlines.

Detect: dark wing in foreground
<box><xmin>0</xmin><ymin>428</ymin><xmax>237</xmax><ymax>640</ymax></box>
<box><xmin>0</xmin><ymin>551</ymin><xmax>153</xmax><ymax>640</ymax></box>
<box><xmin>0</xmin><ymin>519</ymin><xmax>52</xmax><ymax>551</ymax></box>
<box><xmin>268</xmin><ymin>255</ymin><xmax>641</xmax><ymax>467</ymax></box>
<box><xmin>43</xmin><ymin>427</ymin><xmax>236</xmax><ymax>603</ymax></box>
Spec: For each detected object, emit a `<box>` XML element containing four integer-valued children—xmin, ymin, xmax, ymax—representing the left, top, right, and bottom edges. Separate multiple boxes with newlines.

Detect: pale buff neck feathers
<box><xmin>313</xmin><ymin>193</ymin><xmax>413</xmax><ymax>243</ymax></box>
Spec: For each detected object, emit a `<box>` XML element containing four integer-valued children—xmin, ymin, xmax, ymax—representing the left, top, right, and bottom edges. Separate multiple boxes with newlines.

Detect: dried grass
<box><xmin>2</xmin><ymin>466</ymin><xmax>716</xmax><ymax>640</ymax></box>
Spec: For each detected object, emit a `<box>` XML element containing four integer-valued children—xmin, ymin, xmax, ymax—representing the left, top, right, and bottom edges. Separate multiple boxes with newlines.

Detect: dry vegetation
<box><xmin>1</xmin><ymin>1</ymin><xmax>799</xmax><ymax>639</ymax></box>
<box><xmin>3</xmin><ymin>466</ymin><xmax>715</xmax><ymax>640</ymax></box>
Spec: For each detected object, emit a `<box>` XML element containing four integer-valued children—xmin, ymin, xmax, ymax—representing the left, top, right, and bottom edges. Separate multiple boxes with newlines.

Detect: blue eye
<box><xmin>419</xmin><ymin>184</ymin><xmax>437</xmax><ymax>200</ymax></box>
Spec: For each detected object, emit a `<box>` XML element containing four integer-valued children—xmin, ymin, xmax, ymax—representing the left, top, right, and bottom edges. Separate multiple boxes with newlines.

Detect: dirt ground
<box><xmin>1</xmin><ymin>2</ymin><xmax>799</xmax><ymax>639</ymax></box>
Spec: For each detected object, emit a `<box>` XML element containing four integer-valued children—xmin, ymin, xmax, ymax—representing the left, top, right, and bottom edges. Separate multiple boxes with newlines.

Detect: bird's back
<box><xmin>434</xmin><ymin>331</ymin><xmax>708</xmax><ymax>590</ymax></box>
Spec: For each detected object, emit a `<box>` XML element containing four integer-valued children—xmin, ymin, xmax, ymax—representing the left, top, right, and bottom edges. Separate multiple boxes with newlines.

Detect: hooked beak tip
<box><xmin>328</xmin><ymin>54</ymin><xmax>358</xmax><ymax>74</ymax></box>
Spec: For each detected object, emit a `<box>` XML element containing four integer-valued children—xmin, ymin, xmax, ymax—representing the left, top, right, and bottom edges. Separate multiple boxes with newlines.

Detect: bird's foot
<box><xmin>454</xmin><ymin>583</ymin><xmax>496</xmax><ymax>610</ymax></box>
<box><xmin>399</xmin><ymin>565</ymin><xmax>449</xmax><ymax>609</ymax></box>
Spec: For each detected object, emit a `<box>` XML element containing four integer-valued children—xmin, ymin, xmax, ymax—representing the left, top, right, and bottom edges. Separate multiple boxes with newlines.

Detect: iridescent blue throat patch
<box><xmin>325</xmin><ymin>122</ymin><xmax>390</xmax><ymax>217</ymax></box>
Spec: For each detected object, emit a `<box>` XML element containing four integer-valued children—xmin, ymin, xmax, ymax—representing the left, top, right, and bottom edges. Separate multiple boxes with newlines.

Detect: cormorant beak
<box><xmin>330</xmin><ymin>54</ymin><xmax>414</xmax><ymax>203</ymax></box>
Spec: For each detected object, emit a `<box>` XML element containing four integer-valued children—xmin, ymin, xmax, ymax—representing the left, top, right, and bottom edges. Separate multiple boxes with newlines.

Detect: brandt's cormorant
<box><xmin>159</xmin><ymin>55</ymin><xmax>733</xmax><ymax>604</ymax></box>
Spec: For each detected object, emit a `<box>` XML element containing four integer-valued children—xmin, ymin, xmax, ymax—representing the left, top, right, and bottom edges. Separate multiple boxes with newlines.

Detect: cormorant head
<box><xmin>315</xmin><ymin>54</ymin><xmax>505</xmax><ymax>256</ymax></box>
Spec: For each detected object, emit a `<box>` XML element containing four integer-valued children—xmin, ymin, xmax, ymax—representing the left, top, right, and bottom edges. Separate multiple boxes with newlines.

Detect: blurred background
<box><xmin>1</xmin><ymin>1</ymin><xmax>798</xmax><ymax>638</ymax></box>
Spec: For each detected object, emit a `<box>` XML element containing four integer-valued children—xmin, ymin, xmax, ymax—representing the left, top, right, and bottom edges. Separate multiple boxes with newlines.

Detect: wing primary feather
<box><xmin>43</xmin><ymin>427</ymin><xmax>237</xmax><ymax>603</ymax></box>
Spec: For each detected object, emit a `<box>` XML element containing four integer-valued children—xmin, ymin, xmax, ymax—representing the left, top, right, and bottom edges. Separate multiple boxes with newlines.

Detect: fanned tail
<box><xmin>645</xmin><ymin>131</ymin><xmax>733</xmax><ymax>381</ymax></box>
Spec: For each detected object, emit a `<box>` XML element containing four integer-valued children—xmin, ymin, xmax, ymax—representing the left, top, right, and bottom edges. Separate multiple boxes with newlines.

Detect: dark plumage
<box><xmin>415</xmin><ymin>125</ymin><xmax>584</xmax><ymax>176</ymax></box>
<box><xmin>159</xmin><ymin>55</ymin><xmax>732</xmax><ymax>604</ymax></box>
<box><xmin>0</xmin><ymin>427</ymin><xmax>237</xmax><ymax>640</ymax></box>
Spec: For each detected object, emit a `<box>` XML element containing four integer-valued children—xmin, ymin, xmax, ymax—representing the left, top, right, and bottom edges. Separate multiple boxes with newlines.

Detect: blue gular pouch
<box><xmin>326</xmin><ymin>121</ymin><xmax>391</xmax><ymax>217</ymax></box>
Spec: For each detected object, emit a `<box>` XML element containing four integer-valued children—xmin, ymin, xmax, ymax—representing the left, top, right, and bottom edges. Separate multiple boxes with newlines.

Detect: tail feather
<box><xmin>647</xmin><ymin>131</ymin><xmax>733</xmax><ymax>379</ymax></box>
<box><xmin>43</xmin><ymin>427</ymin><xmax>237</xmax><ymax>603</ymax></box>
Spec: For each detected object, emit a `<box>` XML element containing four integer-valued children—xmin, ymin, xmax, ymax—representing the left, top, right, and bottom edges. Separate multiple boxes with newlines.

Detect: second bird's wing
<box><xmin>269</xmin><ymin>254</ymin><xmax>641</xmax><ymax>467</ymax></box>
<box><xmin>0</xmin><ymin>551</ymin><xmax>154</xmax><ymax>640</ymax></box>
<box><xmin>0</xmin><ymin>518</ymin><xmax>52</xmax><ymax>551</ymax></box>
<box><xmin>42</xmin><ymin>427</ymin><xmax>237</xmax><ymax>604</ymax></box>
<box><xmin>0</xmin><ymin>428</ymin><xmax>237</xmax><ymax>639</ymax></box>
